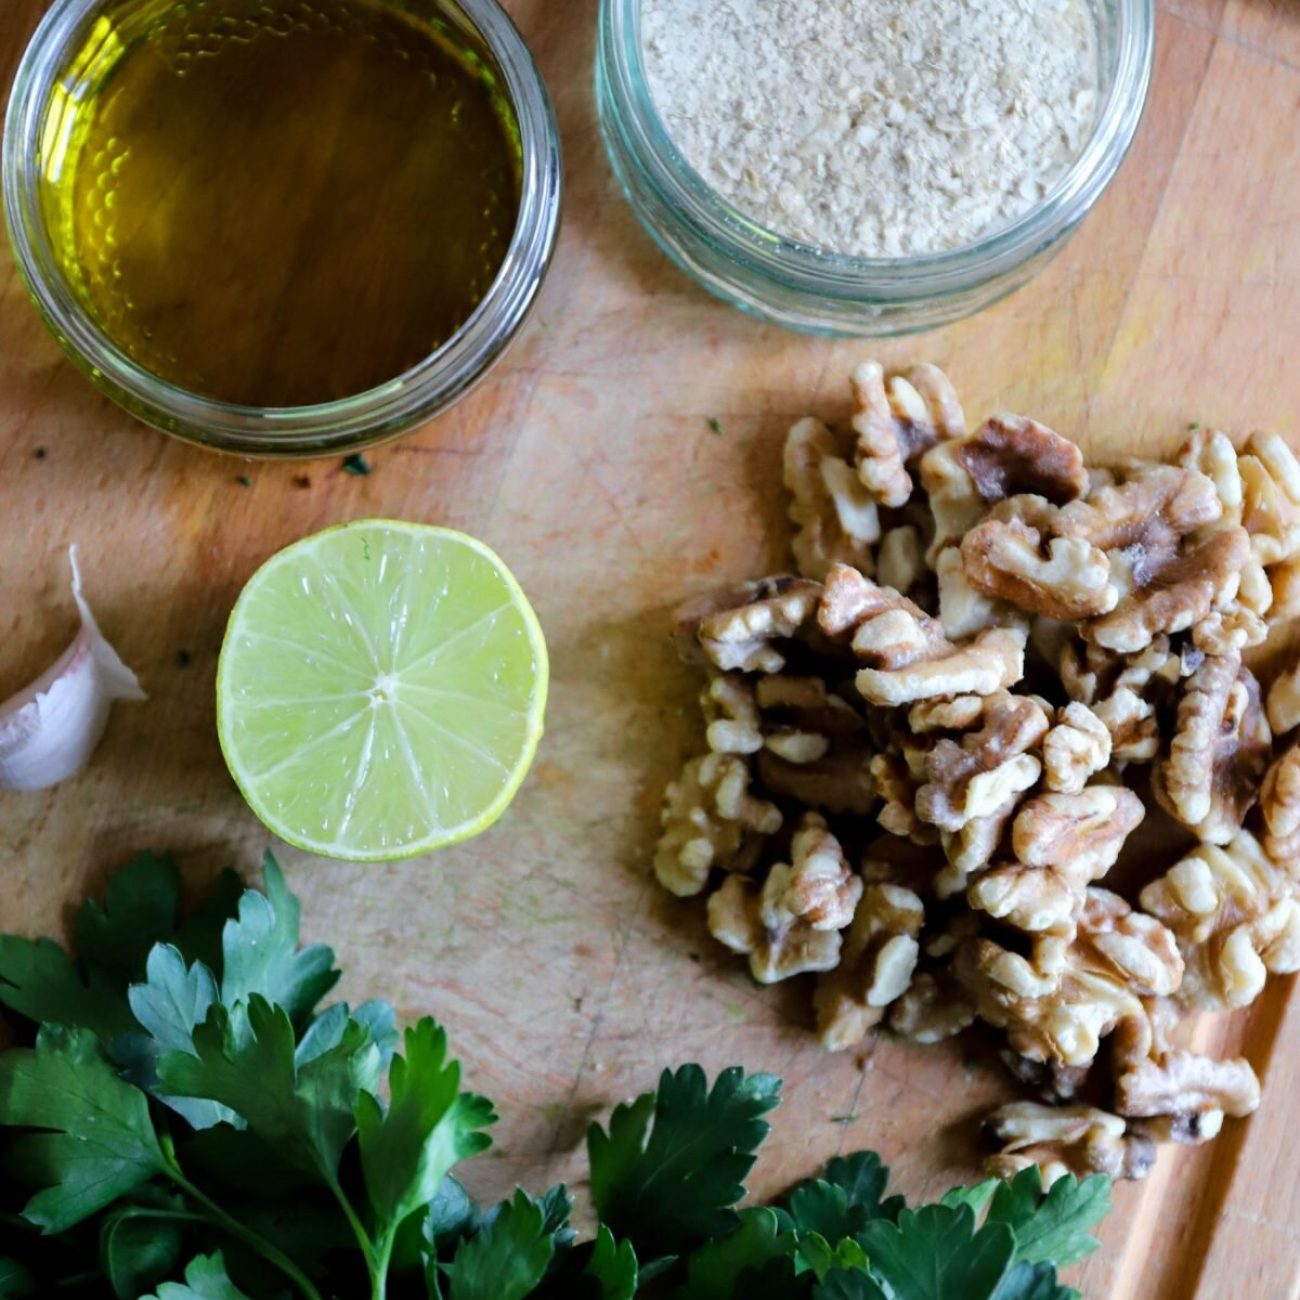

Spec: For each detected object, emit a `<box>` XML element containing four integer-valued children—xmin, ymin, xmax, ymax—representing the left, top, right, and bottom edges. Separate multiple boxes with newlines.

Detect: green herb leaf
<box><xmin>532</xmin><ymin>1183</ymin><xmax>576</xmax><ymax>1247</ymax></box>
<box><xmin>342</xmin><ymin>453</ymin><xmax>372</xmax><ymax>477</ymax></box>
<box><xmin>856</xmin><ymin>1204</ymin><xmax>1016</xmax><ymax>1300</ymax></box>
<box><xmin>298</xmin><ymin>999</ymin><xmax>398</xmax><ymax>1070</ymax></box>
<box><xmin>101</xmin><ymin>1206</ymin><xmax>184</xmax><ymax>1299</ymax></box>
<box><xmin>0</xmin><ymin>848</ymin><xmax>185</xmax><ymax>1081</ymax></box>
<box><xmin>75</xmin><ymin>853</ymin><xmax>182</xmax><ymax>991</ymax></box>
<box><xmin>580</xmin><ymin>1226</ymin><xmax>637</xmax><ymax>1300</ymax></box>
<box><xmin>525</xmin><ymin>1211</ymin><xmax>633</xmax><ymax>1300</ymax></box>
<box><xmin>128</xmin><ymin>945</ymin><xmax>218</xmax><ymax>1054</ymax></box>
<box><xmin>795</xmin><ymin>1232</ymin><xmax>869</xmax><ymax>1282</ymax></box>
<box><xmin>143</xmin><ymin>1252</ymin><xmax>253</xmax><ymax>1299</ymax></box>
<box><xmin>0</xmin><ymin>1025</ymin><xmax>167</xmax><ymax>1232</ymax></box>
<box><xmin>0</xmin><ymin>936</ymin><xmax>134</xmax><ymax>1040</ymax></box>
<box><xmin>173</xmin><ymin>869</ymin><xmax>245</xmax><ymax>977</ymax></box>
<box><xmin>442</xmin><ymin>1190</ymin><xmax>555</xmax><ymax>1300</ymax></box>
<box><xmin>120</xmin><ymin>944</ymin><xmax>233</xmax><ymax>1130</ymax></box>
<box><xmin>782</xmin><ymin>1181</ymin><xmax>856</xmax><ymax>1240</ymax></box>
<box><xmin>0</xmin><ymin>1259</ymin><xmax>33</xmax><ymax>1298</ymax></box>
<box><xmin>822</xmin><ymin>1152</ymin><xmax>903</xmax><ymax>1220</ymax></box>
<box><xmin>986</xmin><ymin>1169</ymin><xmax>1110</xmax><ymax>1267</ymax></box>
<box><xmin>588</xmin><ymin>1065</ymin><xmax>781</xmax><ymax>1260</ymax></box>
<box><xmin>813</xmin><ymin>1269</ymin><xmax>889</xmax><ymax>1300</ymax></box>
<box><xmin>424</xmin><ymin>1173</ymin><xmax>477</xmax><ymax>1251</ymax></box>
<box><xmin>219</xmin><ymin>855</ymin><xmax>338</xmax><ymax>1024</ymax></box>
<box><xmin>356</xmin><ymin>1018</ymin><xmax>494</xmax><ymax>1238</ymax></box>
<box><xmin>522</xmin><ymin>1222</ymin><xmax>634</xmax><ymax>1300</ymax></box>
<box><xmin>157</xmin><ymin>996</ymin><xmax>380</xmax><ymax>1179</ymax></box>
<box><xmin>677</xmin><ymin>1207</ymin><xmax>797</xmax><ymax>1300</ymax></box>
<box><xmin>992</xmin><ymin>1260</ymin><xmax>1080</xmax><ymax>1300</ymax></box>
<box><xmin>777</xmin><ymin>1151</ymin><xmax>904</xmax><ymax>1247</ymax></box>
<box><xmin>940</xmin><ymin>1180</ymin><xmax>1000</xmax><ymax>1216</ymax></box>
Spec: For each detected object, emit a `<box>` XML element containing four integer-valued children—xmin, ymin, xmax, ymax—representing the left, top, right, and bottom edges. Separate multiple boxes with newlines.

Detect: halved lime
<box><xmin>216</xmin><ymin>520</ymin><xmax>548</xmax><ymax>862</ymax></box>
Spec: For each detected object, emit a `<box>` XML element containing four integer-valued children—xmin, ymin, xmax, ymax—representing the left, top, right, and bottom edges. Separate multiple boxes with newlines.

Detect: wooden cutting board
<box><xmin>2</xmin><ymin>0</ymin><xmax>1299</xmax><ymax>1295</ymax></box>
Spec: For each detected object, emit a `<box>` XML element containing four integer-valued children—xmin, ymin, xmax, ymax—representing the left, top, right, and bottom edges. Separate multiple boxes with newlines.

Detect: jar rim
<box><xmin>2</xmin><ymin>0</ymin><xmax>562</xmax><ymax>456</ymax></box>
<box><xmin>600</xmin><ymin>0</ymin><xmax>1153</xmax><ymax>301</ymax></box>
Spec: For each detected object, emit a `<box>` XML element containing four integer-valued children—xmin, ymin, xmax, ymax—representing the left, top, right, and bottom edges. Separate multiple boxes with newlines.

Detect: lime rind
<box><xmin>216</xmin><ymin>520</ymin><xmax>548</xmax><ymax>862</ymax></box>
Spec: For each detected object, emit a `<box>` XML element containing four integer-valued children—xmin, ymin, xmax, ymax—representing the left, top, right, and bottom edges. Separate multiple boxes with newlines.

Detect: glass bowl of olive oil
<box><xmin>4</xmin><ymin>0</ymin><xmax>560</xmax><ymax>456</ymax></box>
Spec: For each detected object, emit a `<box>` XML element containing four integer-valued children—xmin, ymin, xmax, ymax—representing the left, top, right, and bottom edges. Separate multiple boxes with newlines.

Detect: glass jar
<box><xmin>596</xmin><ymin>0</ymin><xmax>1153</xmax><ymax>337</ymax></box>
<box><xmin>3</xmin><ymin>0</ymin><xmax>561</xmax><ymax>457</ymax></box>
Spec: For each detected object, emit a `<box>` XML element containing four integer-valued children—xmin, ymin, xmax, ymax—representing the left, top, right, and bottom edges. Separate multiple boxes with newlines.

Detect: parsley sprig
<box><xmin>0</xmin><ymin>854</ymin><xmax>1112</xmax><ymax>1298</ymax></box>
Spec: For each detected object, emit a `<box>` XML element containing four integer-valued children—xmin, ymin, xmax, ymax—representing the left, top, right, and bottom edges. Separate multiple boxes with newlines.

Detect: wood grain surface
<box><xmin>3</xmin><ymin>1</ymin><xmax>1300</xmax><ymax>1296</ymax></box>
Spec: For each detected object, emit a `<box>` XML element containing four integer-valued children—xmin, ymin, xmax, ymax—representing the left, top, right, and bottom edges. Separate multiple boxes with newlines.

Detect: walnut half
<box><xmin>785</xmin><ymin>417</ymin><xmax>880</xmax><ymax>580</ymax></box>
<box><xmin>707</xmin><ymin>813</ymin><xmax>862</xmax><ymax>984</ymax></box>
<box><xmin>815</xmin><ymin>881</ymin><xmax>925</xmax><ymax>1050</ymax></box>
<box><xmin>915</xmin><ymin>693</ymin><xmax>1049</xmax><ymax>832</ymax></box>
<box><xmin>984</xmin><ymin>1102</ymin><xmax>1157</xmax><ymax>1184</ymax></box>
<box><xmin>675</xmin><ymin>576</ymin><xmax>823</xmax><ymax>674</ymax></box>
<box><xmin>655</xmin><ymin>753</ymin><xmax>780</xmax><ymax>897</ymax></box>
<box><xmin>1153</xmin><ymin>653</ymin><xmax>1271</xmax><ymax>845</ymax></box>
<box><xmin>851</xmin><ymin>361</ymin><xmax>966</xmax><ymax>507</ymax></box>
<box><xmin>1139</xmin><ymin>830</ymin><xmax>1300</xmax><ymax>1011</ymax></box>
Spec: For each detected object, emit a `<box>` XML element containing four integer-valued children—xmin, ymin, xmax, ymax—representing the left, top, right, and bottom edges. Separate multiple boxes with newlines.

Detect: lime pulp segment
<box><xmin>216</xmin><ymin>521</ymin><xmax>548</xmax><ymax>861</ymax></box>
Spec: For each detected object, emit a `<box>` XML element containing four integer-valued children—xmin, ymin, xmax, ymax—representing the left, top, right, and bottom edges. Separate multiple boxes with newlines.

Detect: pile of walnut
<box><xmin>655</xmin><ymin>361</ymin><xmax>1300</xmax><ymax>1187</ymax></box>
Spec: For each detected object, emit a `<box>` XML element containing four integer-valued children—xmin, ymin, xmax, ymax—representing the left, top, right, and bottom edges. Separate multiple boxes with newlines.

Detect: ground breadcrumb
<box><xmin>642</xmin><ymin>0</ymin><xmax>1100</xmax><ymax>257</ymax></box>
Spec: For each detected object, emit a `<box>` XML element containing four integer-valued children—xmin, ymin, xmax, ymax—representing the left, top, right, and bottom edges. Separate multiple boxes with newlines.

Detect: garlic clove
<box><xmin>0</xmin><ymin>546</ymin><xmax>146</xmax><ymax>792</ymax></box>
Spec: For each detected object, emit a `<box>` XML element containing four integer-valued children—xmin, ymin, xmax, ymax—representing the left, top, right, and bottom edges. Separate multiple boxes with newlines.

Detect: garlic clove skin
<box><xmin>0</xmin><ymin>547</ymin><xmax>146</xmax><ymax>792</ymax></box>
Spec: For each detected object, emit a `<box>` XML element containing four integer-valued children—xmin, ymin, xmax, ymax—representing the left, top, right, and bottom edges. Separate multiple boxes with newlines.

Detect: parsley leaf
<box><xmin>580</xmin><ymin>1226</ymin><xmax>637</xmax><ymax>1299</ymax></box>
<box><xmin>940</xmin><ymin>1179</ymin><xmax>1000</xmax><ymax>1216</ymax></box>
<box><xmin>143</xmin><ymin>1253</ymin><xmax>253</xmax><ymax>1299</ymax></box>
<box><xmin>173</xmin><ymin>869</ymin><xmax>245</xmax><ymax>976</ymax></box>
<box><xmin>356</xmin><ymin>1018</ymin><xmax>494</xmax><ymax>1239</ymax></box>
<box><xmin>102</xmin><ymin>1205</ymin><xmax>184</xmax><ymax>1299</ymax></box>
<box><xmin>219</xmin><ymin>855</ymin><xmax>338</xmax><ymax>1024</ymax></box>
<box><xmin>0</xmin><ymin>1025</ymin><xmax>167</xmax><ymax>1232</ymax></box>
<box><xmin>442</xmin><ymin>1190</ymin><xmax>555</xmax><ymax>1300</ymax></box>
<box><xmin>0</xmin><ymin>935</ymin><xmax>132</xmax><ymax>1040</ymax></box>
<box><xmin>298</xmin><ymin>1000</ymin><xmax>398</xmax><ymax>1071</ymax></box>
<box><xmin>814</xmin><ymin>1269</ymin><xmax>889</xmax><ymax>1300</ymax></box>
<box><xmin>128</xmin><ymin>945</ymin><xmax>219</xmax><ymax>1054</ymax></box>
<box><xmin>0</xmin><ymin>1259</ymin><xmax>33</xmax><ymax>1298</ymax></box>
<box><xmin>857</xmin><ymin>1204</ymin><xmax>1017</xmax><ymax>1300</ymax></box>
<box><xmin>986</xmin><ymin>1168</ymin><xmax>1110</xmax><ymax>1267</ymax></box>
<box><xmin>517</xmin><ymin>1196</ymin><xmax>633</xmax><ymax>1300</ymax></box>
<box><xmin>776</xmin><ymin>1151</ymin><xmax>904</xmax><ymax>1253</ymax></box>
<box><xmin>157</xmin><ymin>996</ymin><xmax>380</xmax><ymax>1179</ymax></box>
<box><xmin>677</xmin><ymin>1207</ymin><xmax>797</xmax><ymax>1299</ymax></box>
<box><xmin>795</xmin><ymin>1232</ymin><xmax>869</xmax><ymax>1282</ymax></box>
<box><xmin>781</xmin><ymin>1180</ymin><xmax>858</xmax><ymax>1240</ymax></box>
<box><xmin>588</xmin><ymin>1065</ymin><xmax>781</xmax><ymax>1260</ymax></box>
<box><xmin>993</xmin><ymin>1260</ymin><xmax>1081</xmax><ymax>1300</ymax></box>
<box><xmin>120</xmin><ymin>944</ymin><xmax>232</xmax><ymax>1130</ymax></box>
<box><xmin>823</xmin><ymin>1152</ymin><xmax>905</xmax><ymax>1221</ymax></box>
<box><xmin>0</xmin><ymin>853</ymin><xmax>189</xmax><ymax>1041</ymax></box>
<box><xmin>424</xmin><ymin>1173</ymin><xmax>477</xmax><ymax>1251</ymax></box>
<box><xmin>75</xmin><ymin>852</ymin><xmax>182</xmax><ymax>991</ymax></box>
<box><xmin>532</xmin><ymin>1183</ymin><xmax>577</xmax><ymax>1249</ymax></box>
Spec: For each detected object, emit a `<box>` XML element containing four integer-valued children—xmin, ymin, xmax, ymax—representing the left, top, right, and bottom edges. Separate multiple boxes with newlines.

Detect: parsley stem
<box><xmin>370</xmin><ymin>1231</ymin><xmax>397</xmax><ymax>1300</ymax></box>
<box><xmin>160</xmin><ymin>1137</ymin><xmax>324</xmax><ymax>1300</ymax></box>
<box><xmin>323</xmin><ymin>1174</ymin><xmax>386</xmax><ymax>1299</ymax></box>
<box><xmin>180</xmin><ymin>1177</ymin><xmax>326</xmax><ymax>1300</ymax></box>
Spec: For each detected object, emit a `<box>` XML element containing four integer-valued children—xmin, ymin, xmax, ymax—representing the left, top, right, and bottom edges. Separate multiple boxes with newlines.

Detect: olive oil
<box><xmin>42</xmin><ymin>0</ymin><xmax>521</xmax><ymax>407</ymax></box>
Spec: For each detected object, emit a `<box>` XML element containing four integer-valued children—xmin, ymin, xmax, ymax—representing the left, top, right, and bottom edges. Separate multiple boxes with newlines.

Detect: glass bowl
<box><xmin>3</xmin><ymin>0</ymin><xmax>562</xmax><ymax>457</ymax></box>
<box><xmin>596</xmin><ymin>0</ymin><xmax>1154</xmax><ymax>337</ymax></box>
